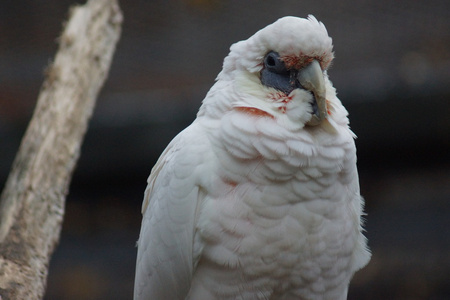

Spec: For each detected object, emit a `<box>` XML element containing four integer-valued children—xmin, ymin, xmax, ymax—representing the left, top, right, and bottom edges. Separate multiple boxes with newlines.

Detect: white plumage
<box><xmin>134</xmin><ymin>15</ymin><xmax>370</xmax><ymax>300</ymax></box>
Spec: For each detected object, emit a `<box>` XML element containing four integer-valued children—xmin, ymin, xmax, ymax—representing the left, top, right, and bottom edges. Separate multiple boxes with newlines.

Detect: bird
<box><xmin>134</xmin><ymin>15</ymin><xmax>371</xmax><ymax>300</ymax></box>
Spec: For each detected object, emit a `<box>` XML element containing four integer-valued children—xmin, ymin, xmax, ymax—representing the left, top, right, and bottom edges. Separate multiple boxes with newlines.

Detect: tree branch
<box><xmin>0</xmin><ymin>1</ymin><xmax>122</xmax><ymax>299</ymax></box>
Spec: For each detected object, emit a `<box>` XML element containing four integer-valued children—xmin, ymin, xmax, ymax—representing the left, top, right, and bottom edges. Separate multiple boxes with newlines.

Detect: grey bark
<box><xmin>0</xmin><ymin>0</ymin><xmax>122</xmax><ymax>299</ymax></box>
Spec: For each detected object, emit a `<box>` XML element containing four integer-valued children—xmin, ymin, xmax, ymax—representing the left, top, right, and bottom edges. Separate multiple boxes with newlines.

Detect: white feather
<box><xmin>135</xmin><ymin>15</ymin><xmax>370</xmax><ymax>300</ymax></box>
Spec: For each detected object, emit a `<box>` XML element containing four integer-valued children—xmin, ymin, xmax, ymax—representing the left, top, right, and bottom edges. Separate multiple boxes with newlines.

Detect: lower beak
<box><xmin>297</xmin><ymin>60</ymin><xmax>327</xmax><ymax>126</ymax></box>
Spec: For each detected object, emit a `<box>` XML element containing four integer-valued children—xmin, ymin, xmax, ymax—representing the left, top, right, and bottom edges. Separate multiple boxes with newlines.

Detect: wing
<box><xmin>134</xmin><ymin>123</ymin><xmax>207</xmax><ymax>300</ymax></box>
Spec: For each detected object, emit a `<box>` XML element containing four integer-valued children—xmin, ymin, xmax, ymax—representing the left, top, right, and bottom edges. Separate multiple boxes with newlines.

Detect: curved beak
<box><xmin>297</xmin><ymin>60</ymin><xmax>327</xmax><ymax>126</ymax></box>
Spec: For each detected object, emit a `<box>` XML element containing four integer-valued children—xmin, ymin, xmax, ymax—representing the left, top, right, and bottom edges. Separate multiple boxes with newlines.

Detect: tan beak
<box><xmin>297</xmin><ymin>60</ymin><xmax>327</xmax><ymax>126</ymax></box>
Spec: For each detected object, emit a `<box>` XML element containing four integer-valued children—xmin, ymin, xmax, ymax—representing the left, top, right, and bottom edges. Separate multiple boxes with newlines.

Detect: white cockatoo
<box><xmin>134</xmin><ymin>15</ymin><xmax>370</xmax><ymax>300</ymax></box>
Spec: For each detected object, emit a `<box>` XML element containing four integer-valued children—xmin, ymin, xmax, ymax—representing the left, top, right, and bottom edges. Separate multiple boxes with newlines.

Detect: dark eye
<box><xmin>264</xmin><ymin>51</ymin><xmax>287</xmax><ymax>74</ymax></box>
<box><xmin>266</xmin><ymin>54</ymin><xmax>276</xmax><ymax>67</ymax></box>
<box><xmin>260</xmin><ymin>51</ymin><xmax>295</xmax><ymax>94</ymax></box>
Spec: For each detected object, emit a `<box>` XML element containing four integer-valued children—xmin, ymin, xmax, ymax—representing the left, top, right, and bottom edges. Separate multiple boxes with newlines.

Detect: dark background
<box><xmin>1</xmin><ymin>1</ymin><xmax>449</xmax><ymax>299</ymax></box>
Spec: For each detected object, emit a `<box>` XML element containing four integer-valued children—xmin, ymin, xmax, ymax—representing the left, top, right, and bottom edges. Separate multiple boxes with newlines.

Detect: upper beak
<box><xmin>297</xmin><ymin>60</ymin><xmax>327</xmax><ymax>126</ymax></box>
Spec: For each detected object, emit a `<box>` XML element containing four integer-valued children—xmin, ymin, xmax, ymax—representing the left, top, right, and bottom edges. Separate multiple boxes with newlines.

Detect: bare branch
<box><xmin>0</xmin><ymin>1</ymin><xmax>122</xmax><ymax>299</ymax></box>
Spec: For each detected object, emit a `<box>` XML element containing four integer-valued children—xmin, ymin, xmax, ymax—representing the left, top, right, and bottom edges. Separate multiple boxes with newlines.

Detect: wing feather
<box><xmin>134</xmin><ymin>124</ymin><xmax>207</xmax><ymax>300</ymax></box>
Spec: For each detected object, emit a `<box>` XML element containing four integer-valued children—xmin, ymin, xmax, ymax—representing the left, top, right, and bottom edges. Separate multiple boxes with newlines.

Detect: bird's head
<box><xmin>200</xmin><ymin>16</ymin><xmax>347</xmax><ymax>131</ymax></box>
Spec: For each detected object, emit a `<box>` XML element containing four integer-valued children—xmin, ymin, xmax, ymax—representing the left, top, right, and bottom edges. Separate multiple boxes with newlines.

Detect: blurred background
<box><xmin>1</xmin><ymin>0</ymin><xmax>449</xmax><ymax>299</ymax></box>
